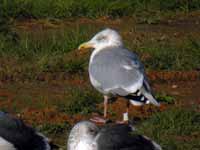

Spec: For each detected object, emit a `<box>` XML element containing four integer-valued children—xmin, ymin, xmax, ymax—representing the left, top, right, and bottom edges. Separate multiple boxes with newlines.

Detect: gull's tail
<box><xmin>125</xmin><ymin>94</ymin><xmax>148</xmax><ymax>106</ymax></box>
<box><xmin>128</xmin><ymin>80</ymin><xmax>160</xmax><ymax>106</ymax></box>
<box><xmin>140</xmin><ymin>86</ymin><xmax>160</xmax><ymax>106</ymax></box>
<box><xmin>143</xmin><ymin>136</ymin><xmax>162</xmax><ymax>150</ymax></box>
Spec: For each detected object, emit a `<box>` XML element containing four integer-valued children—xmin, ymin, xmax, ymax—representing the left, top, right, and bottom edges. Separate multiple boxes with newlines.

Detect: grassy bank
<box><xmin>0</xmin><ymin>26</ymin><xmax>200</xmax><ymax>81</ymax></box>
<box><xmin>1</xmin><ymin>0</ymin><xmax>200</xmax><ymax>19</ymax></box>
<box><xmin>138</xmin><ymin>107</ymin><xmax>200</xmax><ymax>150</ymax></box>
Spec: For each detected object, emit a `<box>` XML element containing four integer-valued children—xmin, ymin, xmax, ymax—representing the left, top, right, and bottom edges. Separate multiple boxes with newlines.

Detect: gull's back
<box><xmin>95</xmin><ymin>124</ymin><xmax>162</xmax><ymax>150</ymax></box>
<box><xmin>0</xmin><ymin>112</ymin><xmax>50</xmax><ymax>150</ymax></box>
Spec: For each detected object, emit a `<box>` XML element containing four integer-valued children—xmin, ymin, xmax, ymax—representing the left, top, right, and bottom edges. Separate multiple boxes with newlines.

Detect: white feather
<box><xmin>0</xmin><ymin>137</ymin><xmax>16</xmax><ymax>150</ymax></box>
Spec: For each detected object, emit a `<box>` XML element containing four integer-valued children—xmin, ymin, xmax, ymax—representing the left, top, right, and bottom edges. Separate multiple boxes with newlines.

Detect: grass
<box><xmin>37</xmin><ymin>122</ymin><xmax>71</xmax><ymax>135</ymax></box>
<box><xmin>0</xmin><ymin>26</ymin><xmax>92</xmax><ymax>80</ymax></box>
<box><xmin>147</xmin><ymin>40</ymin><xmax>199</xmax><ymax>70</ymax></box>
<box><xmin>57</xmin><ymin>87</ymin><xmax>102</xmax><ymax>115</ymax></box>
<box><xmin>0</xmin><ymin>25</ymin><xmax>199</xmax><ymax>81</ymax></box>
<box><xmin>137</xmin><ymin>107</ymin><xmax>200</xmax><ymax>150</ymax></box>
<box><xmin>156</xmin><ymin>93</ymin><xmax>175</xmax><ymax>104</ymax></box>
<box><xmin>1</xmin><ymin>0</ymin><xmax>200</xmax><ymax>19</ymax></box>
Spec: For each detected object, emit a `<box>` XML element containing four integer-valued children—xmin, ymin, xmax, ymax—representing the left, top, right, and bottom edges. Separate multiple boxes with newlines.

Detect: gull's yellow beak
<box><xmin>78</xmin><ymin>42</ymin><xmax>94</xmax><ymax>50</ymax></box>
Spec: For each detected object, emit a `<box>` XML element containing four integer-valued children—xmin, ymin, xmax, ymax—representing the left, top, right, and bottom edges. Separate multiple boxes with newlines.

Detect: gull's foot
<box><xmin>116</xmin><ymin>120</ymin><xmax>129</xmax><ymax>124</ymax></box>
<box><xmin>90</xmin><ymin>117</ymin><xmax>111</xmax><ymax>124</ymax></box>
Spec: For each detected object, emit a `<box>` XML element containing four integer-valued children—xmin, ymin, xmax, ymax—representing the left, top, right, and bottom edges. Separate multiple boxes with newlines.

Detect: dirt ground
<box><xmin>0</xmin><ymin>71</ymin><xmax>199</xmax><ymax>124</ymax></box>
<box><xmin>0</xmin><ymin>71</ymin><xmax>199</xmax><ymax>148</ymax></box>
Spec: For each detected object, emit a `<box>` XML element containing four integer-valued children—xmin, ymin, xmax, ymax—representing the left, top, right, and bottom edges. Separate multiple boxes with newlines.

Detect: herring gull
<box><xmin>78</xmin><ymin>28</ymin><xmax>160</xmax><ymax>123</ymax></box>
<box><xmin>67</xmin><ymin>121</ymin><xmax>162</xmax><ymax>150</ymax></box>
<box><xmin>0</xmin><ymin>112</ymin><xmax>50</xmax><ymax>150</ymax></box>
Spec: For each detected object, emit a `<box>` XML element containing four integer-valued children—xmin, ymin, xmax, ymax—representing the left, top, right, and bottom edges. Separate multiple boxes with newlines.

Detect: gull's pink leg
<box><xmin>103</xmin><ymin>95</ymin><xmax>108</xmax><ymax>118</ymax></box>
<box><xmin>90</xmin><ymin>95</ymin><xmax>109</xmax><ymax>124</ymax></box>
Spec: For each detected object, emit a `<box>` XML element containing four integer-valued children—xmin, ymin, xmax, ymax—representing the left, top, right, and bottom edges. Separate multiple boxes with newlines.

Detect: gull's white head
<box><xmin>78</xmin><ymin>28</ymin><xmax>123</xmax><ymax>50</ymax></box>
<box><xmin>67</xmin><ymin>121</ymin><xmax>99</xmax><ymax>150</ymax></box>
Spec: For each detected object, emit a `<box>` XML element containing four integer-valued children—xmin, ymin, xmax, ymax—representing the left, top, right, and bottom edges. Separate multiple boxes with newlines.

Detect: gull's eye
<box><xmin>96</xmin><ymin>35</ymin><xmax>106</xmax><ymax>41</ymax></box>
<box><xmin>89</xmin><ymin>129</ymin><xmax>95</xmax><ymax>133</ymax></box>
<box><xmin>89</xmin><ymin>128</ymin><xmax>97</xmax><ymax>134</ymax></box>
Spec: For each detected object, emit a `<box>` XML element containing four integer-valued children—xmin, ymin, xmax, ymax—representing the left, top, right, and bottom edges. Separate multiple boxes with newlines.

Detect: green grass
<box><xmin>0</xmin><ymin>26</ymin><xmax>199</xmax><ymax>81</ymax></box>
<box><xmin>57</xmin><ymin>87</ymin><xmax>102</xmax><ymax>115</ymax></box>
<box><xmin>0</xmin><ymin>26</ymin><xmax>92</xmax><ymax>80</ymax></box>
<box><xmin>36</xmin><ymin>121</ymin><xmax>71</xmax><ymax>149</ymax></box>
<box><xmin>134</xmin><ymin>38</ymin><xmax>200</xmax><ymax>70</ymax></box>
<box><xmin>137</xmin><ymin>107</ymin><xmax>200</xmax><ymax>150</ymax></box>
<box><xmin>37</xmin><ymin>122</ymin><xmax>71</xmax><ymax>135</ymax></box>
<box><xmin>156</xmin><ymin>93</ymin><xmax>175</xmax><ymax>104</ymax></box>
<box><xmin>1</xmin><ymin>0</ymin><xmax>200</xmax><ymax>19</ymax></box>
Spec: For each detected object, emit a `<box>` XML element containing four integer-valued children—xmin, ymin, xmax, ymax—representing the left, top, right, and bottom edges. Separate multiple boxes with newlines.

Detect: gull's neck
<box><xmin>68</xmin><ymin>131</ymin><xmax>96</xmax><ymax>150</ymax></box>
<box><xmin>74</xmin><ymin>136</ymin><xmax>97</xmax><ymax>150</ymax></box>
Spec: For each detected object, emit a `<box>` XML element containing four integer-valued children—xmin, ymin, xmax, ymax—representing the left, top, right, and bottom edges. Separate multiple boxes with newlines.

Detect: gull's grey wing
<box><xmin>95</xmin><ymin>124</ymin><xmax>162</xmax><ymax>150</ymax></box>
<box><xmin>0</xmin><ymin>112</ymin><xmax>50</xmax><ymax>150</ymax></box>
<box><xmin>89</xmin><ymin>47</ymin><xmax>160</xmax><ymax>106</ymax></box>
<box><xmin>89</xmin><ymin>47</ymin><xmax>145</xmax><ymax>96</ymax></box>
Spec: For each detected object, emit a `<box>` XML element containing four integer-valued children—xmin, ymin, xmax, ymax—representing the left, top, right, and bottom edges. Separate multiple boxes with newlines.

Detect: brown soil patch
<box><xmin>0</xmin><ymin>75</ymin><xmax>199</xmax><ymax>126</ymax></box>
<box><xmin>147</xmin><ymin>71</ymin><xmax>200</xmax><ymax>82</ymax></box>
<box><xmin>0</xmin><ymin>71</ymin><xmax>199</xmax><ymax>84</ymax></box>
<box><xmin>20</xmin><ymin>107</ymin><xmax>69</xmax><ymax>125</ymax></box>
<box><xmin>103</xmin><ymin>98</ymin><xmax>168</xmax><ymax>121</ymax></box>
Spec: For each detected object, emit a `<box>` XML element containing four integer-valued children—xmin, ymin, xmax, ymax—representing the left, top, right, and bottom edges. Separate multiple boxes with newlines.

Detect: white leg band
<box><xmin>123</xmin><ymin>112</ymin><xmax>129</xmax><ymax>121</ymax></box>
